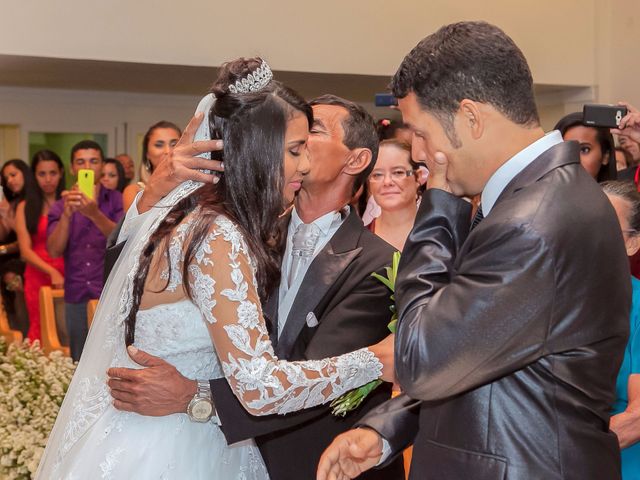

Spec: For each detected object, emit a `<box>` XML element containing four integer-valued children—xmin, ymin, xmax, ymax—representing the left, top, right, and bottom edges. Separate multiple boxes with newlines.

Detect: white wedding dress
<box><xmin>36</xmin><ymin>181</ymin><xmax>382</xmax><ymax>480</ymax></box>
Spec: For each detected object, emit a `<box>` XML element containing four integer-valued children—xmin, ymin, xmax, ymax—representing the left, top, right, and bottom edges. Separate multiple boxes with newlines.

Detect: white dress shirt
<box><xmin>277</xmin><ymin>207</ymin><xmax>347</xmax><ymax>337</ymax></box>
<box><xmin>481</xmin><ymin>130</ymin><xmax>563</xmax><ymax>216</ymax></box>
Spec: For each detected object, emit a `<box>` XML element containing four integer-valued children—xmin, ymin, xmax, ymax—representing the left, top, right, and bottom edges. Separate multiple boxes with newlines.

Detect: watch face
<box><xmin>192</xmin><ymin>399</ymin><xmax>213</xmax><ymax>420</ymax></box>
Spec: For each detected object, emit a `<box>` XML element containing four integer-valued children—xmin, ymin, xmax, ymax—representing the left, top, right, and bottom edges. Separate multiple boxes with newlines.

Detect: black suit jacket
<box><xmin>210</xmin><ymin>210</ymin><xmax>404</xmax><ymax>480</ymax></box>
<box><xmin>360</xmin><ymin>141</ymin><xmax>630</xmax><ymax>480</ymax></box>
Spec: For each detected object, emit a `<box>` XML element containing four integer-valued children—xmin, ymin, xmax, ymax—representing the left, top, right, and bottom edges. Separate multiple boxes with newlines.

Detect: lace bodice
<box><xmin>135</xmin><ymin>301</ymin><xmax>224</xmax><ymax>380</ymax></box>
<box><xmin>139</xmin><ymin>211</ymin><xmax>382</xmax><ymax>416</ymax></box>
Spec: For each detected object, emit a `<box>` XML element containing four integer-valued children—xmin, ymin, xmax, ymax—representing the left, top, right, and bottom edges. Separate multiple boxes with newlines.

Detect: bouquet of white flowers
<box><xmin>0</xmin><ymin>338</ymin><xmax>75</xmax><ymax>479</ymax></box>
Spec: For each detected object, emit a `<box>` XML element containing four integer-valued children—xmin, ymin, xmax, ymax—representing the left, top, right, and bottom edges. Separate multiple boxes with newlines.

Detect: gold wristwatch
<box><xmin>186</xmin><ymin>379</ymin><xmax>215</xmax><ymax>423</ymax></box>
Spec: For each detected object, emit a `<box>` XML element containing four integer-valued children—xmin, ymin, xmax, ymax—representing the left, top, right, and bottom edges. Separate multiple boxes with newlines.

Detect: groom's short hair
<box><xmin>309</xmin><ymin>94</ymin><xmax>379</xmax><ymax>194</ymax></box>
<box><xmin>391</xmin><ymin>21</ymin><xmax>540</xmax><ymax>144</ymax></box>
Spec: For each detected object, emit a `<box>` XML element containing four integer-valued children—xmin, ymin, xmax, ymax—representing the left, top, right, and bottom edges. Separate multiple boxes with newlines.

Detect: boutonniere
<box><xmin>331</xmin><ymin>251</ymin><xmax>400</xmax><ymax>417</ymax></box>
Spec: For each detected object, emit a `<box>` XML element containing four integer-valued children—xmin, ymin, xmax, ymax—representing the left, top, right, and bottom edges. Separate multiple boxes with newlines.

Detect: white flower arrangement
<box><xmin>0</xmin><ymin>338</ymin><xmax>75</xmax><ymax>479</ymax></box>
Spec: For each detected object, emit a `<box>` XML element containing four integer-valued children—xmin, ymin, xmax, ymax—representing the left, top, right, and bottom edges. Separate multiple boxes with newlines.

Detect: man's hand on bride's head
<box><xmin>138</xmin><ymin>113</ymin><xmax>225</xmax><ymax>213</ymax></box>
<box><xmin>107</xmin><ymin>346</ymin><xmax>197</xmax><ymax>416</ymax></box>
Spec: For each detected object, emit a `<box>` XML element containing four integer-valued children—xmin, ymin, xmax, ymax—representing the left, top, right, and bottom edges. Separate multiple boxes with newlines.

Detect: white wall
<box><xmin>0</xmin><ymin>86</ymin><xmax>200</xmax><ymax>164</ymax></box>
<box><xmin>595</xmin><ymin>0</ymin><xmax>640</xmax><ymax>106</ymax></box>
<box><xmin>0</xmin><ymin>0</ymin><xmax>596</xmax><ymax>85</ymax></box>
<box><xmin>2</xmin><ymin>1</ymin><xmax>639</xmax><ymax>142</ymax></box>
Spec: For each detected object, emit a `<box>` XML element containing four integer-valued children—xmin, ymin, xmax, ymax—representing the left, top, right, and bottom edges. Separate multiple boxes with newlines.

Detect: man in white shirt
<box><xmin>317</xmin><ymin>21</ymin><xmax>629</xmax><ymax>480</ymax></box>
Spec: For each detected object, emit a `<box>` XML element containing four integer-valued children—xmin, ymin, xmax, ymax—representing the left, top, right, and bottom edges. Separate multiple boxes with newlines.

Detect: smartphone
<box><xmin>77</xmin><ymin>169</ymin><xmax>94</xmax><ymax>199</ymax></box>
<box><xmin>375</xmin><ymin>93</ymin><xmax>398</xmax><ymax>107</ymax></box>
<box><xmin>583</xmin><ymin>104</ymin><xmax>628</xmax><ymax>128</ymax></box>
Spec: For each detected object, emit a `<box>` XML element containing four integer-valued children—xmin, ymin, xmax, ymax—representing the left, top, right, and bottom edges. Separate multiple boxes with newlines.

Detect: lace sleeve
<box><xmin>187</xmin><ymin>216</ymin><xmax>382</xmax><ymax>416</ymax></box>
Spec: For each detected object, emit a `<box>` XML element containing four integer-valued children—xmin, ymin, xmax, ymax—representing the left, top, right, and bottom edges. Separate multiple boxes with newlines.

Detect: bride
<box><xmin>35</xmin><ymin>58</ymin><xmax>388</xmax><ymax>479</ymax></box>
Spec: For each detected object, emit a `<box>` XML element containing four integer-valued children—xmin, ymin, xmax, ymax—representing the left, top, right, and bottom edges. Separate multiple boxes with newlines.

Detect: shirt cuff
<box><xmin>376</xmin><ymin>438</ymin><xmax>392</xmax><ymax>466</ymax></box>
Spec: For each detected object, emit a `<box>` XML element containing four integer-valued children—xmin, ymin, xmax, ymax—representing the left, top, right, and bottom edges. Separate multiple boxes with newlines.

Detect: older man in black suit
<box><xmin>107</xmin><ymin>95</ymin><xmax>404</xmax><ymax>480</ymax></box>
<box><xmin>317</xmin><ymin>21</ymin><xmax>630</xmax><ymax>480</ymax></box>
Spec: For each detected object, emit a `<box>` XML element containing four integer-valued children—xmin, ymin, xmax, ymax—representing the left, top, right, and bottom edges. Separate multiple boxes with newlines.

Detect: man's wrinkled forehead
<box><xmin>311</xmin><ymin>104</ymin><xmax>348</xmax><ymax>139</ymax></box>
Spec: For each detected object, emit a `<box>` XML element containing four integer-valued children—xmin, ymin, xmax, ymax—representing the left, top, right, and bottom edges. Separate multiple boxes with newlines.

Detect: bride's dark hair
<box><xmin>124</xmin><ymin>57</ymin><xmax>312</xmax><ymax>346</ymax></box>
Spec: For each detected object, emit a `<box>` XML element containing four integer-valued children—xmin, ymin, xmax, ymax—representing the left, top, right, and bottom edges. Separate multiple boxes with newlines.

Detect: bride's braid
<box><xmin>124</xmin><ymin>194</ymin><xmax>197</xmax><ymax>346</ymax></box>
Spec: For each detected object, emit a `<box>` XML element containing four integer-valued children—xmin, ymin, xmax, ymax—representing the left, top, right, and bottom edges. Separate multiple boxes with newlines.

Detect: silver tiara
<box><xmin>228</xmin><ymin>60</ymin><xmax>273</xmax><ymax>94</ymax></box>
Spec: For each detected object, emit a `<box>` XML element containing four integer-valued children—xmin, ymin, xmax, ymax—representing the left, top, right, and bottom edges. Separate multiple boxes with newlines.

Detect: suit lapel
<box><xmin>263</xmin><ymin>293</ymin><xmax>279</xmax><ymax>347</ymax></box>
<box><xmin>275</xmin><ymin>210</ymin><xmax>364</xmax><ymax>358</ymax></box>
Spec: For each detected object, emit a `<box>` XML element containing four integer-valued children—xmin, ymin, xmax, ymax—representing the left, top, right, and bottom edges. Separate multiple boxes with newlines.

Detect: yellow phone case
<box><xmin>77</xmin><ymin>169</ymin><xmax>94</xmax><ymax>199</ymax></box>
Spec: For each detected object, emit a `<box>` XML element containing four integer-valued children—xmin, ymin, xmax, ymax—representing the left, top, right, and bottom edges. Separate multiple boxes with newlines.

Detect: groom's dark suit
<box><xmin>209</xmin><ymin>209</ymin><xmax>404</xmax><ymax>480</ymax></box>
<box><xmin>360</xmin><ymin>141</ymin><xmax>630</xmax><ymax>480</ymax></box>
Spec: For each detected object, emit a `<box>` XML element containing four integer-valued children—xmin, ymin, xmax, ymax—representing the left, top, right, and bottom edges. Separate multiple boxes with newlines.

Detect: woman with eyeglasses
<box><xmin>602</xmin><ymin>180</ymin><xmax>640</xmax><ymax>479</ymax></box>
<box><xmin>367</xmin><ymin>139</ymin><xmax>422</xmax><ymax>251</ymax></box>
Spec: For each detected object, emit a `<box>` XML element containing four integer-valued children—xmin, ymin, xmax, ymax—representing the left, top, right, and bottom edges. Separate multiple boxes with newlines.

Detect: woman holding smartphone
<box><xmin>15</xmin><ymin>150</ymin><xmax>65</xmax><ymax>342</ymax></box>
<box><xmin>555</xmin><ymin>111</ymin><xmax>617</xmax><ymax>182</ymax></box>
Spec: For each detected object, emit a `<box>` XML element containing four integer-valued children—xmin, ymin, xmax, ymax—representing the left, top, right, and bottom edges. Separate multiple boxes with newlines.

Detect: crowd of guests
<box><xmin>2</xmin><ymin>99</ymin><xmax>640</xmax><ymax>476</ymax></box>
<box><xmin>0</xmin><ymin>121</ymin><xmax>184</xmax><ymax>361</ymax></box>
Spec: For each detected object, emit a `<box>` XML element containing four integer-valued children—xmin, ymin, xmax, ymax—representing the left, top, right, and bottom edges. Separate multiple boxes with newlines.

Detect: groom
<box><xmin>107</xmin><ymin>95</ymin><xmax>404</xmax><ymax>480</ymax></box>
<box><xmin>317</xmin><ymin>21</ymin><xmax>629</xmax><ymax>480</ymax></box>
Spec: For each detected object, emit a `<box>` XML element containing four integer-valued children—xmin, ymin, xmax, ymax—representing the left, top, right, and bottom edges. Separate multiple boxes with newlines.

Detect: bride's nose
<box><xmin>297</xmin><ymin>146</ymin><xmax>311</xmax><ymax>175</ymax></box>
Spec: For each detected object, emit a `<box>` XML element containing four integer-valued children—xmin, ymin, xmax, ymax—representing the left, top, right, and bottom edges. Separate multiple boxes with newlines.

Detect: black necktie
<box><xmin>471</xmin><ymin>205</ymin><xmax>484</xmax><ymax>230</ymax></box>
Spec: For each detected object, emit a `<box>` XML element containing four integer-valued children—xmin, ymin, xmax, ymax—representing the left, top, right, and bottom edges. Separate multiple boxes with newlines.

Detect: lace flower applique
<box><xmin>187</xmin><ymin>215</ymin><xmax>383</xmax><ymax>416</ymax></box>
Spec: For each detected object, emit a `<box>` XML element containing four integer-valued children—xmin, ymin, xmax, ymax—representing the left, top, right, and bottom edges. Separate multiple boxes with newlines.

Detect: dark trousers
<box><xmin>65</xmin><ymin>302</ymin><xmax>88</xmax><ymax>361</ymax></box>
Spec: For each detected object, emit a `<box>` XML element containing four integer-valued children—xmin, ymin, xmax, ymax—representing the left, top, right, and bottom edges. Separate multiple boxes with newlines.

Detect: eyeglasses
<box><xmin>369</xmin><ymin>169</ymin><xmax>415</xmax><ymax>183</ymax></box>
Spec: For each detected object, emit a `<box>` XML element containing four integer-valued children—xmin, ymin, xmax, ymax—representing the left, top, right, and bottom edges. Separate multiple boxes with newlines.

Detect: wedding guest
<box><xmin>0</xmin><ymin>159</ymin><xmax>33</xmax><ymax>336</ymax></box>
<box><xmin>376</xmin><ymin>119</ymin><xmax>412</xmax><ymax>144</ymax></box>
<box><xmin>602</xmin><ymin>180</ymin><xmax>640</xmax><ymax>479</ymax></box>
<box><xmin>615</xmin><ymin>105</ymin><xmax>640</xmax><ymax>185</ymax></box>
<box><xmin>620</xmin><ymin>135</ymin><xmax>640</xmax><ymax>166</ymax></box>
<box><xmin>613</xmin><ymin>104</ymin><xmax>640</xmax><ymax>282</ymax></box>
<box><xmin>115</xmin><ymin>153</ymin><xmax>135</xmax><ymax>185</ymax></box>
<box><xmin>616</xmin><ymin>147</ymin><xmax>633</xmax><ymax>172</ymax></box>
<box><xmin>15</xmin><ymin>150</ymin><xmax>65</xmax><ymax>342</ymax></box>
<box><xmin>361</xmin><ymin>120</ymin><xmax>414</xmax><ymax>224</ymax></box>
<box><xmin>47</xmin><ymin>140</ymin><xmax>123</xmax><ymax>360</ymax></box>
<box><xmin>101</xmin><ymin>158</ymin><xmax>127</xmax><ymax>192</ymax></box>
<box><xmin>367</xmin><ymin>139</ymin><xmax>421</xmax><ymax>251</ymax></box>
<box><xmin>0</xmin><ymin>159</ymin><xmax>31</xmax><ymax>241</ymax></box>
<box><xmin>555</xmin><ymin>111</ymin><xmax>617</xmax><ymax>181</ymax></box>
<box><xmin>122</xmin><ymin>121</ymin><xmax>181</xmax><ymax>211</ymax></box>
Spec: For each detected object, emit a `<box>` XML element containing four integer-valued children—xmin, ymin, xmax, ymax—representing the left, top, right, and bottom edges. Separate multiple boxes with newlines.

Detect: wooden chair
<box><xmin>39</xmin><ymin>286</ymin><xmax>70</xmax><ymax>356</ymax></box>
<box><xmin>403</xmin><ymin>446</ymin><xmax>413</xmax><ymax>479</ymax></box>
<box><xmin>0</xmin><ymin>298</ymin><xmax>22</xmax><ymax>343</ymax></box>
<box><xmin>87</xmin><ymin>299</ymin><xmax>99</xmax><ymax>328</ymax></box>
